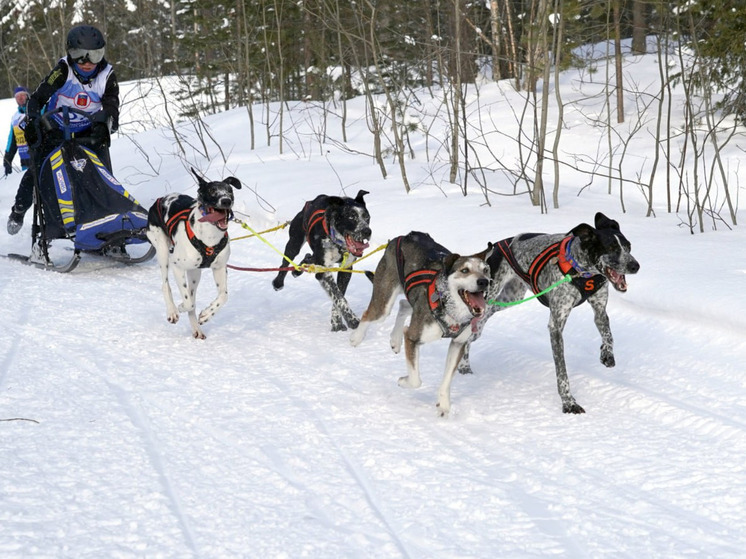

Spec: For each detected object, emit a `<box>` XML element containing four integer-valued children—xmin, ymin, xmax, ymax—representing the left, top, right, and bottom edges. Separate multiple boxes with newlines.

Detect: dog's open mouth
<box><xmin>345</xmin><ymin>235</ymin><xmax>369</xmax><ymax>257</ymax></box>
<box><xmin>459</xmin><ymin>289</ymin><xmax>487</xmax><ymax>316</ymax></box>
<box><xmin>199</xmin><ymin>207</ymin><xmax>231</xmax><ymax>231</ymax></box>
<box><xmin>606</xmin><ymin>267</ymin><xmax>628</xmax><ymax>292</ymax></box>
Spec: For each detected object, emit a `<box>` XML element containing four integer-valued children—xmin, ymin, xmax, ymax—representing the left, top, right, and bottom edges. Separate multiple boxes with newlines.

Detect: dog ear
<box><xmin>570</xmin><ymin>223</ymin><xmax>597</xmax><ymax>243</ymax></box>
<box><xmin>355</xmin><ymin>190</ymin><xmax>370</xmax><ymax>204</ymax></box>
<box><xmin>472</xmin><ymin>242</ymin><xmax>494</xmax><ymax>262</ymax></box>
<box><xmin>190</xmin><ymin>167</ymin><xmax>208</xmax><ymax>187</ymax></box>
<box><xmin>595</xmin><ymin>212</ymin><xmax>619</xmax><ymax>231</ymax></box>
<box><xmin>443</xmin><ymin>253</ymin><xmax>461</xmax><ymax>273</ymax></box>
<box><xmin>223</xmin><ymin>176</ymin><xmax>242</xmax><ymax>190</ymax></box>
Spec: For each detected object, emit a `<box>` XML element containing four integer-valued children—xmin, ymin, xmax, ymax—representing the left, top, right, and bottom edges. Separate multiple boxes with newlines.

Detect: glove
<box><xmin>91</xmin><ymin>110</ymin><xmax>109</xmax><ymax>124</ymax></box>
<box><xmin>3</xmin><ymin>159</ymin><xmax>11</xmax><ymax>176</ymax></box>
<box><xmin>26</xmin><ymin>99</ymin><xmax>41</xmax><ymax>120</ymax></box>
<box><xmin>23</xmin><ymin>118</ymin><xmax>38</xmax><ymax>146</ymax></box>
<box><xmin>90</xmin><ymin>122</ymin><xmax>110</xmax><ymax>148</ymax></box>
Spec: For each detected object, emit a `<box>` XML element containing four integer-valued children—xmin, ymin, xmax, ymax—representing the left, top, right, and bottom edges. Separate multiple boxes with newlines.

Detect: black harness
<box><xmin>302</xmin><ymin>202</ymin><xmax>348</xmax><ymax>250</ymax></box>
<box><xmin>393</xmin><ymin>235</ymin><xmax>477</xmax><ymax>338</ymax></box>
<box><xmin>495</xmin><ymin>235</ymin><xmax>605</xmax><ymax>307</ymax></box>
<box><xmin>154</xmin><ymin>195</ymin><xmax>228</xmax><ymax>269</ymax></box>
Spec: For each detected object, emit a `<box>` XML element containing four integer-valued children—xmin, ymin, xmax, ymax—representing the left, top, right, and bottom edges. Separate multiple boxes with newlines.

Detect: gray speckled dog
<box><xmin>458</xmin><ymin>212</ymin><xmax>640</xmax><ymax>414</ymax></box>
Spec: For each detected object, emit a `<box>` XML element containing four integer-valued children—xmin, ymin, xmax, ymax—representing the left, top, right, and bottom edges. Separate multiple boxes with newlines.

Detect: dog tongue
<box><xmin>467</xmin><ymin>291</ymin><xmax>486</xmax><ymax>313</ymax></box>
<box><xmin>346</xmin><ymin>236</ymin><xmax>369</xmax><ymax>256</ymax></box>
<box><xmin>199</xmin><ymin>210</ymin><xmax>227</xmax><ymax>223</ymax></box>
<box><xmin>607</xmin><ymin>268</ymin><xmax>628</xmax><ymax>291</ymax></box>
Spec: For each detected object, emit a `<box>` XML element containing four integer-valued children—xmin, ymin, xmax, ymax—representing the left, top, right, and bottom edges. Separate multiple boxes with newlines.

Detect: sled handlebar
<box><xmin>27</xmin><ymin>107</ymin><xmax>109</xmax><ymax>145</ymax></box>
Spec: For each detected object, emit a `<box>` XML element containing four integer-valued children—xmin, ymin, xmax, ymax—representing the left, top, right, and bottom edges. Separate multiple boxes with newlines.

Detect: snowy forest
<box><xmin>1</xmin><ymin>0</ymin><xmax>745</xmax><ymax>228</ymax></box>
<box><xmin>2</xmin><ymin>2</ymin><xmax>746</xmax><ymax>556</ymax></box>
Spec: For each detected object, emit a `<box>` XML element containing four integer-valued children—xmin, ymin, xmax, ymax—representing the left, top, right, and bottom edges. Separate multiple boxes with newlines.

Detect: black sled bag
<box><xmin>37</xmin><ymin>143</ymin><xmax>148</xmax><ymax>250</ymax></box>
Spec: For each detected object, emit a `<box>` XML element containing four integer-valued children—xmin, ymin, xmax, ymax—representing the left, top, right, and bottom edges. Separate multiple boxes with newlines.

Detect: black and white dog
<box><xmin>458</xmin><ymin>212</ymin><xmax>640</xmax><ymax>414</ymax></box>
<box><xmin>351</xmin><ymin>231</ymin><xmax>493</xmax><ymax>416</ymax></box>
<box><xmin>272</xmin><ymin>190</ymin><xmax>372</xmax><ymax>331</ymax></box>
<box><xmin>146</xmin><ymin>168</ymin><xmax>242</xmax><ymax>339</ymax></box>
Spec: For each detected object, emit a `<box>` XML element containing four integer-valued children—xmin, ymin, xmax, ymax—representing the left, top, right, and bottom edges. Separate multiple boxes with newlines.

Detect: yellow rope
<box><xmin>230</xmin><ymin>220</ymin><xmax>290</xmax><ymax>241</ymax></box>
<box><xmin>230</xmin><ymin>217</ymin><xmax>388</xmax><ymax>274</ymax></box>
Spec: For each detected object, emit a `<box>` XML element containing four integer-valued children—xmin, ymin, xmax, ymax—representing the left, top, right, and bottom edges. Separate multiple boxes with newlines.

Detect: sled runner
<box><xmin>9</xmin><ymin>107</ymin><xmax>154</xmax><ymax>272</ymax></box>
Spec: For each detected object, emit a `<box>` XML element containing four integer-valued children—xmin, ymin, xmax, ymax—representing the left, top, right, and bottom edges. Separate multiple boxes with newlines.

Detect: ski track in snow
<box><xmin>2</xmin><ymin>68</ymin><xmax>746</xmax><ymax>556</ymax></box>
<box><xmin>2</xmin><ymin>216</ymin><xmax>746</xmax><ymax>558</ymax></box>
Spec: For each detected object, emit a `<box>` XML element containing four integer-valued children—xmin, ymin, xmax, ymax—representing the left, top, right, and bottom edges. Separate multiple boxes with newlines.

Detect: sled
<box><xmin>13</xmin><ymin>107</ymin><xmax>154</xmax><ymax>272</ymax></box>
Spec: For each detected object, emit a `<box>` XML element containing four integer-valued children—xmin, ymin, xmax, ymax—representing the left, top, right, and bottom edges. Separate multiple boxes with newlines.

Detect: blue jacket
<box><xmin>4</xmin><ymin>105</ymin><xmax>30</xmax><ymax>170</ymax></box>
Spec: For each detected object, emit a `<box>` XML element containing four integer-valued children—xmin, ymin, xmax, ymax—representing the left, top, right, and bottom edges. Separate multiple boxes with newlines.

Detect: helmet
<box><xmin>66</xmin><ymin>25</ymin><xmax>106</xmax><ymax>51</ymax></box>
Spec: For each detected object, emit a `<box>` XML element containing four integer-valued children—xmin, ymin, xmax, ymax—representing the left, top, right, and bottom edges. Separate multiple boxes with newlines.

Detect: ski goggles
<box><xmin>68</xmin><ymin>47</ymin><xmax>105</xmax><ymax>64</ymax></box>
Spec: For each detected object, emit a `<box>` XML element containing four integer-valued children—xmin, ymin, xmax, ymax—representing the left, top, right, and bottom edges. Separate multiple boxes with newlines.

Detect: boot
<box><xmin>7</xmin><ymin>207</ymin><xmax>24</xmax><ymax>235</ymax></box>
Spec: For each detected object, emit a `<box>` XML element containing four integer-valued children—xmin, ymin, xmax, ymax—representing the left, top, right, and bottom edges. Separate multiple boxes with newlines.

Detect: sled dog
<box><xmin>351</xmin><ymin>231</ymin><xmax>493</xmax><ymax>416</ymax></box>
<box><xmin>146</xmin><ymin>168</ymin><xmax>241</xmax><ymax>338</ymax></box>
<box><xmin>459</xmin><ymin>212</ymin><xmax>640</xmax><ymax>413</ymax></box>
<box><xmin>272</xmin><ymin>190</ymin><xmax>372</xmax><ymax>331</ymax></box>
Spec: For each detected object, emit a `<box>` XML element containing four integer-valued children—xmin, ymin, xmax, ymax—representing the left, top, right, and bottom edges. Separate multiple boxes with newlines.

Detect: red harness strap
<box><xmin>499</xmin><ymin>235</ymin><xmax>603</xmax><ymax>307</ymax></box>
<box><xmin>526</xmin><ymin>237</ymin><xmax>573</xmax><ymax>295</ymax></box>
<box><xmin>304</xmin><ymin>207</ymin><xmax>330</xmax><ymax>246</ymax></box>
<box><xmin>404</xmin><ymin>269</ymin><xmax>440</xmax><ymax>311</ymax></box>
<box><xmin>165</xmin><ymin>208</ymin><xmax>192</xmax><ymax>239</ymax></box>
<box><xmin>394</xmin><ymin>235</ymin><xmax>478</xmax><ymax>336</ymax></box>
<box><xmin>156</xmin><ymin>198</ymin><xmax>228</xmax><ymax>269</ymax></box>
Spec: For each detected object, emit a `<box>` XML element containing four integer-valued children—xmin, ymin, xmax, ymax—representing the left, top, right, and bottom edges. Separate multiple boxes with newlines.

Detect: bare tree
<box><xmin>631</xmin><ymin>0</ymin><xmax>647</xmax><ymax>55</ymax></box>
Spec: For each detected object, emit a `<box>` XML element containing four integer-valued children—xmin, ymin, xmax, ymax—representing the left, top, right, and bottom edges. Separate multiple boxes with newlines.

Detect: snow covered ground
<box><xmin>1</xmin><ymin>49</ymin><xmax>745</xmax><ymax>558</ymax></box>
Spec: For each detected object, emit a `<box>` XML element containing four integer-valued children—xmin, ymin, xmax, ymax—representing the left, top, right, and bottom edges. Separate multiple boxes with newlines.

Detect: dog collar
<box><xmin>558</xmin><ymin>236</ymin><xmax>594</xmax><ymax>279</ymax></box>
<box><xmin>328</xmin><ymin>225</ymin><xmax>349</xmax><ymax>250</ymax></box>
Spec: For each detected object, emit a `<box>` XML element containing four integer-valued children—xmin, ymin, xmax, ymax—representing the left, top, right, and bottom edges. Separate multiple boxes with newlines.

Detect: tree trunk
<box><xmin>489</xmin><ymin>0</ymin><xmax>502</xmax><ymax>80</ymax></box>
<box><xmin>613</xmin><ymin>0</ymin><xmax>624</xmax><ymax>123</ymax></box>
<box><xmin>631</xmin><ymin>0</ymin><xmax>647</xmax><ymax>55</ymax></box>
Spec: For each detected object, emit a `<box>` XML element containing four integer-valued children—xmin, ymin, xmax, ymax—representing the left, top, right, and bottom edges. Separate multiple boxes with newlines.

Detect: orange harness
<box><xmin>394</xmin><ymin>236</ymin><xmax>473</xmax><ymax>336</ymax></box>
<box><xmin>304</xmin><ymin>208</ymin><xmax>330</xmax><ymax>245</ymax></box>
<box><xmin>496</xmin><ymin>236</ymin><xmax>604</xmax><ymax>307</ymax></box>
<box><xmin>155</xmin><ymin>197</ymin><xmax>228</xmax><ymax>269</ymax></box>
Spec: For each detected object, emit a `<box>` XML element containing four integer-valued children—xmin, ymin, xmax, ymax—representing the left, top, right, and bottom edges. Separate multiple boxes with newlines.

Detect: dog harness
<box><xmin>302</xmin><ymin>203</ymin><xmax>349</xmax><ymax>251</ymax></box>
<box><xmin>496</xmin><ymin>235</ymin><xmax>605</xmax><ymax>307</ymax></box>
<box><xmin>154</xmin><ymin>196</ymin><xmax>228</xmax><ymax>269</ymax></box>
<box><xmin>394</xmin><ymin>236</ymin><xmax>477</xmax><ymax>338</ymax></box>
<box><xmin>303</xmin><ymin>206</ymin><xmax>329</xmax><ymax>244</ymax></box>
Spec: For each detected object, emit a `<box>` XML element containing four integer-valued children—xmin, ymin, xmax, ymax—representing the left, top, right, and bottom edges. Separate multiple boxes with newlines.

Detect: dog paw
<box><xmin>331</xmin><ymin>322</ymin><xmax>348</xmax><ymax>332</ymax></box>
<box><xmin>390</xmin><ymin>339</ymin><xmax>402</xmax><ymax>354</ymax></box>
<box><xmin>167</xmin><ymin>313</ymin><xmax>179</xmax><ymax>324</ymax></box>
<box><xmin>457</xmin><ymin>365</ymin><xmax>473</xmax><ymax>375</ymax></box>
<box><xmin>198</xmin><ymin>311</ymin><xmax>213</xmax><ymax>325</ymax></box>
<box><xmin>436</xmin><ymin>402</ymin><xmax>450</xmax><ymax>417</ymax></box>
<box><xmin>346</xmin><ymin>317</ymin><xmax>360</xmax><ymax>330</ymax></box>
<box><xmin>271</xmin><ymin>278</ymin><xmax>284</xmax><ymax>291</ymax></box>
<box><xmin>192</xmin><ymin>330</ymin><xmax>206</xmax><ymax>340</ymax></box>
<box><xmin>562</xmin><ymin>401</ymin><xmax>586</xmax><ymax>414</ymax></box>
<box><xmin>600</xmin><ymin>348</ymin><xmax>615</xmax><ymax>368</ymax></box>
<box><xmin>398</xmin><ymin>376</ymin><xmax>422</xmax><ymax>389</ymax></box>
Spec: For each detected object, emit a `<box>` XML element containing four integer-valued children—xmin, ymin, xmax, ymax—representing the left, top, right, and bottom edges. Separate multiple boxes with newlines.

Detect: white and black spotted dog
<box><xmin>272</xmin><ymin>190</ymin><xmax>372</xmax><ymax>331</ymax></box>
<box><xmin>458</xmin><ymin>212</ymin><xmax>640</xmax><ymax>414</ymax></box>
<box><xmin>351</xmin><ymin>231</ymin><xmax>493</xmax><ymax>417</ymax></box>
<box><xmin>146</xmin><ymin>168</ymin><xmax>242</xmax><ymax>339</ymax></box>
